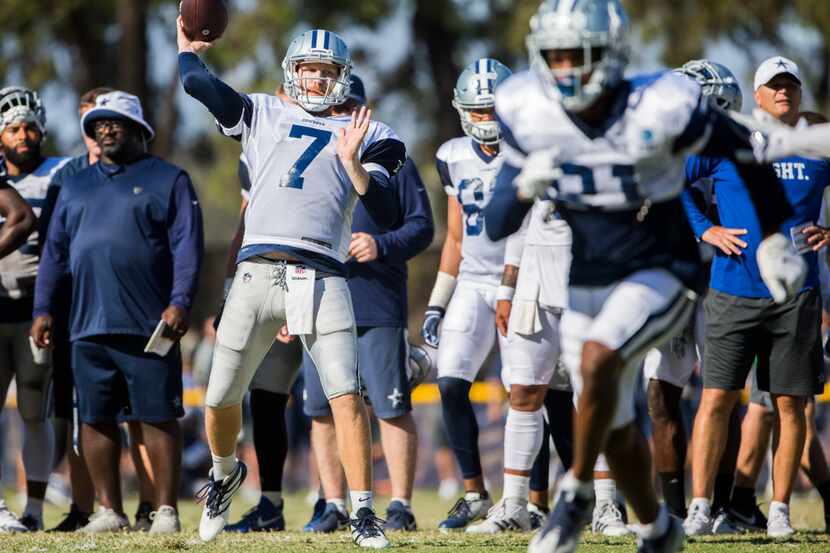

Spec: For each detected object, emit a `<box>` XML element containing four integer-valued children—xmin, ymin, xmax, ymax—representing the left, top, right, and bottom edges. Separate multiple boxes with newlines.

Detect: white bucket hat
<box><xmin>81</xmin><ymin>90</ymin><xmax>155</xmax><ymax>141</ymax></box>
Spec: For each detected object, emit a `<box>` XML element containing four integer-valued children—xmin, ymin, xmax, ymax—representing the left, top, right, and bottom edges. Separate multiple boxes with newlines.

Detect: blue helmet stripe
<box><xmin>312</xmin><ymin>30</ymin><xmax>319</xmax><ymax>48</ymax></box>
<box><xmin>323</xmin><ymin>31</ymin><xmax>330</xmax><ymax>50</ymax></box>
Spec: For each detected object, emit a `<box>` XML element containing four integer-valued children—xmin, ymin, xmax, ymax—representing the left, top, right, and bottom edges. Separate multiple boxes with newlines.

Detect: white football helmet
<box><xmin>452</xmin><ymin>58</ymin><xmax>513</xmax><ymax>145</ymax></box>
<box><xmin>282</xmin><ymin>29</ymin><xmax>352</xmax><ymax>113</ymax></box>
<box><xmin>526</xmin><ymin>0</ymin><xmax>629</xmax><ymax>112</ymax></box>
<box><xmin>0</xmin><ymin>86</ymin><xmax>47</xmax><ymax>137</ymax></box>
<box><xmin>675</xmin><ymin>59</ymin><xmax>743</xmax><ymax>112</ymax></box>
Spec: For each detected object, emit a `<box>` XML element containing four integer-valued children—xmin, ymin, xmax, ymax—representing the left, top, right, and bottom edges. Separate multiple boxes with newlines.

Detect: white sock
<box><xmin>594</xmin><ymin>453</ymin><xmax>610</xmax><ymax>473</ymax></box>
<box><xmin>330</xmin><ymin>498</ymin><xmax>347</xmax><ymax>514</ymax></box>
<box><xmin>594</xmin><ymin>478</ymin><xmax>617</xmax><ymax>504</ymax></box>
<box><xmin>211</xmin><ymin>453</ymin><xmax>237</xmax><ymax>481</ymax></box>
<box><xmin>22</xmin><ymin>420</ymin><xmax>53</xmax><ymax>483</ymax></box>
<box><xmin>350</xmin><ymin>491</ymin><xmax>373</xmax><ymax>514</ymax></box>
<box><xmin>23</xmin><ymin>497</ymin><xmax>43</xmax><ymax>520</ymax></box>
<box><xmin>689</xmin><ymin>497</ymin><xmax>710</xmax><ymax>515</ymax></box>
<box><xmin>503</xmin><ymin>473</ymin><xmax>530</xmax><ymax>503</ymax></box>
<box><xmin>504</xmin><ymin>408</ymin><xmax>544</xmax><ymax>472</ymax></box>
<box><xmin>262</xmin><ymin>491</ymin><xmax>282</xmax><ymax>506</ymax></box>
<box><xmin>633</xmin><ymin>505</ymin><xmax>669</xmax><ymax>540</ymax></box>
<box><xmin>559</xmin><ymin>471</ymin><xmax>593</xmax><ymax>500</ymax></box>
<box><xmin>769</xmin><ymin>501</ymin><xmax>789</xmax><ymax>516</ymax></box>
<box><xmin>465</xmin><ymin>490</ymin><xmax>486</xmax><ymax>501</ymax></box>
<box><xmin>390</xmin><ymin>497</ymin><xmax>411</xmax><ymax>508</ymax></box>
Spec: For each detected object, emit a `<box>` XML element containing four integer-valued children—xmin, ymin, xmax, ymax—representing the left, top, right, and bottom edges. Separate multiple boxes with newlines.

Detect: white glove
<box><xmin>757</xmin><ymin>233</ymin><xmax>807</xmax><ymax>304</ymax></box>
<box><xmin>515</xmin><ymin>148</ymin><xmax>562</xmax><ymax>201</ymax></box>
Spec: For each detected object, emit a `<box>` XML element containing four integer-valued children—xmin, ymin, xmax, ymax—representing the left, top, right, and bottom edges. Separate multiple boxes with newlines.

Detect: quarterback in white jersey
<box><xmin>420</xmin><ymin>58</ymin><xmax>512</xmax><ymax>531</ymax></box>
<box><xmin>178</xmin><ymin>22</ymin><xmax>404</xmax><ymax>548</ymax></box>
<box><xmin>0</xmin><ymin>85</ymin><xmax>66</xmax><ymax>532</ymax></box>
<box><xmin>483</xmin><ymin>1</ymin><xmax>814</xmax><ymax>552</ymax></box>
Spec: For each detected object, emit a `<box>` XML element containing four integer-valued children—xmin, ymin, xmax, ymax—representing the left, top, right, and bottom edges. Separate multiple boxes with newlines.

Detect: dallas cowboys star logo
<box><xmin>387</xmin><ymin>387</ymin><xmax>403</xmax><ymax>409</ymax></box>
<box><xmin>775</xmin><ymin>58</ymin><xmax>789</xmax><ymax>69</ymax></box>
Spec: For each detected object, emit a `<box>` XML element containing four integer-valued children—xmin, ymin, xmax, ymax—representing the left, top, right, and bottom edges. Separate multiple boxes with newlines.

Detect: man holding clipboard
<box><xmin>31</xmin><ymin>91</ymin><xmax>204</xmax><ymax>534</ymax></box>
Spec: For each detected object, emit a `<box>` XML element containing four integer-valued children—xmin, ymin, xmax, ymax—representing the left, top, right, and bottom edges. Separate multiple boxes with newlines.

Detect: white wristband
<box><xmin>496</xmin><ymin>285</ymin><xmax>515</xmax><ymax>302</ymax></box>
<box><xmin>428</xmin><ymin>271</ymin><xmax>457</xmax><ymax>310</ymax></box>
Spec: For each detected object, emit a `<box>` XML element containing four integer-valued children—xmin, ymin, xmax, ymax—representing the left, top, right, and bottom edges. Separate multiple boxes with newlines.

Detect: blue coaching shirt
<box><xmin>347</xmin><ymin>157</ymin><xmax>434</xmax><ymax>327</ymax></box>
<box><xmin>34</xmin><ymin>154</ymin><xmax>204</xmax><ymax>340</ymax></box>
<box><xmin>684</xmin><ymin>155</ymin><xmax>830</xmax><ymax>298</ymax></box>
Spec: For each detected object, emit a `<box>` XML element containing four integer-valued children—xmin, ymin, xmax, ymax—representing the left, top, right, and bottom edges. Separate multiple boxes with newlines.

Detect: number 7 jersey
<box><xmin>220</xmin><ymin>93</ymin><xmax>405</xmax><ymax>265</ymax></box>
<box><xmin>436</xmin><ymin>136</ymin><xmax>507</xmax><ymax>285</ymax></box>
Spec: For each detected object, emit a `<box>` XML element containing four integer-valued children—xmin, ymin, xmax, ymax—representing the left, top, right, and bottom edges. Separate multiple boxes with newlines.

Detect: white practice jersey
<box><xmin>220</xmin><ymin>94</ymin><xmax>403</xmax><ymax>264</ymax></box>
<box><xmin>436</xmin><ymin>136</ymin><xmax>506</xmax><ymax>285</ymax></box>
<box><xmin>496</xmin><ymin>70</ymin><xmax>708</xmax><ymax>289</ymax></box>
<box><xmin>0</xmin><ymin>156</ymin><xmax>69</xmax><ymax>299</ymax></box>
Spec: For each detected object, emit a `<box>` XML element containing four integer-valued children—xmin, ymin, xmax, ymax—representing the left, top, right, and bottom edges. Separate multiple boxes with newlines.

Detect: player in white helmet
<box><xmin>421</xmin><ymin>58</ymin><xmax>513</xmax><ymax>531</ymax></box>
<box><xmin>178</xmin><ymin>21</ymin><xmax>405</xmax><ymax>548</ymax></box>
<box><xmin>484</xmin><ymin>0</ymin><xmax>825</xmax><ymax>551</ymax></box>
<box><xmin>0</xmin><ymin>86</ymin><xmax>68</xmax><ymax>532</ymax></box>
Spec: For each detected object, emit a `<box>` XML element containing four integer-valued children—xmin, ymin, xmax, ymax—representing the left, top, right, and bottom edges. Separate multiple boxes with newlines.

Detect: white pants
<box><xmin>561</xmin><ymin>269</ymin><xmax>696</xmax><ymax>429</ymax></box>
<box><xmin>206</xmin><ymin>260</ymin><xmax>357</xmax><ymax>408</ymax></box>
<box><xmin>643</xmin><ymin>299</ymin><xmax>704</xmax><ymax>388</ymax></box>
<box><xmin>249</xmin><ymin>339</ymin><xmax>303</xmax><ymax>395</ymax></box>
<box><xmin>437</xmin><ymin>280</ymin><xmax>506</xmax><ymax>382</ymax></box>
<box><xmin>502</xmin><ymin>305</ymin><xmax>571</xmax><ymax>391</ymax></box>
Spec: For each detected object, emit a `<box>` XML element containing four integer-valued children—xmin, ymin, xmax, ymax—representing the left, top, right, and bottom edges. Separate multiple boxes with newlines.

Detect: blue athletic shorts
<box><xmin>72</xmin><ymin>335</ymin><xmax>184</xmax><ymax>424</ymax></box>
<box><xmin>303</xmin><ymin>326</ymin><xmax>411</xmax><ymax>419</ymax></box>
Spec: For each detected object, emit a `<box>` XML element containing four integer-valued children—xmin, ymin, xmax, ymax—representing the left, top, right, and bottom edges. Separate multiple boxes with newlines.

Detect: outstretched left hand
<box><xmin>336</xmin><ymin>106</ymin><xmax>372</xmax><ymax>167</ymax></box>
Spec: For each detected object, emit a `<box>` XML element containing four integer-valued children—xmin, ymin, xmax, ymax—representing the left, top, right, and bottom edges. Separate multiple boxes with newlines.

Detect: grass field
<box><xmin>3</xmin><ymin>491</ymin><xmax>830</xmax><ymax>552</ymax></box>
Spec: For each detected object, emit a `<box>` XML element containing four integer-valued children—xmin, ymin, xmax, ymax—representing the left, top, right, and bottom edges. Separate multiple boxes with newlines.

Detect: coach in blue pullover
<box><xmin>684</xmin><ymin>58</ymin><xmax>830</xmax><ymax>536</ymax></box>
<box><xmin>31</xmin><ymin>91</ymin><xmax>204</xmax><ymax>533</ymax></box>
<box><xmin>301</xmin><ymin>76</ymin><xmax>434</xmax><ymax>532</ymax></box>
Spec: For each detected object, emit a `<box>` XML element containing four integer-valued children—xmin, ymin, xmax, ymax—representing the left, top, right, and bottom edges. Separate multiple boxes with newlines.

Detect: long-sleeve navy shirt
<box><xmin>347</xmin><ymin>157</ymin><xmax>434</xmax><ymax>326</ymax></box>
<box><xmin>34</xmin><ymin>155</ymin><xmax>204</xmax><ymax>340</ymax></box>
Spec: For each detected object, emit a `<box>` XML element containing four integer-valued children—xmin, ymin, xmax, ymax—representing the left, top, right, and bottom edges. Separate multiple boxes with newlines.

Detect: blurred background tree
<box><xmin>1</xmin><ymin>0</ymin><xmax>828</xmax><ymax>322</ymax></box>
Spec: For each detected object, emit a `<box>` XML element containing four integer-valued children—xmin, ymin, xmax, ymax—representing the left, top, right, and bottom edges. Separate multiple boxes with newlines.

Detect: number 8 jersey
<box><xmin>220</xmin><ymin>93</ymin><xmax>405</xmax><ymax>266</ymax></box>
<box><xmin>436</xmin><ymin>136</ymin><xmax>507</xmax><ymax>285</ymax></box>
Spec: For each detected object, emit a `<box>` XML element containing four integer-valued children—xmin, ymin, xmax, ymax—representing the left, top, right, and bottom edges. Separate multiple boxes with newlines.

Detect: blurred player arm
<box><xmin>0</xmin><ymin>179</ymin><xmax>35</xmax><ymax>259</ymax></box>
<box><xmin>373</xmin><ymin>159</ymin><xmax>435</xmax><ymax>262</ymax></box>
<box><xmin>166</xmin><ymin>172</ymin><xmax>204</xmax><ymax>314</ymax></box>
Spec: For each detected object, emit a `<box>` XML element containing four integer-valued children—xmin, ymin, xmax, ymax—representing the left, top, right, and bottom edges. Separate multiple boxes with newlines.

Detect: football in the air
<box><xmin>180</xmin><ymin>0</ymin><xmax>229</xmax><ymax>42</ymax></box>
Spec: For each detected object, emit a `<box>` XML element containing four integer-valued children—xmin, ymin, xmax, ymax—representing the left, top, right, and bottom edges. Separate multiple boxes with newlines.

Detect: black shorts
<box><xmin>72</xmin><ymin>335</ymin><xmax>184</xmax><ymax>424</ymax></box>
<box><xmin>703</xmin><ymin>288</ymin><xmax>823</xmax><ymax>397</ymax></box>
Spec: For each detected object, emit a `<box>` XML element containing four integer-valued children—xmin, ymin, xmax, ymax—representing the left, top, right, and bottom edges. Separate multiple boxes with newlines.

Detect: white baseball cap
<box><xmin>81</xmin><ymin>90</ymin><xmax>155</xmax><ymax>141</ymax></box>
<box><xmin>753</xmin><ymin>56</ymin><xmax>801</xmax><ymax>91</ymax></box>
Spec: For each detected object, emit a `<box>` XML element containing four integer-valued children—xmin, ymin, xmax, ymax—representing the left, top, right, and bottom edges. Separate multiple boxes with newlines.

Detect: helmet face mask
<box><xmin>527</xmin><ymin>0</ymin><xmax>628</xmax><ymax>113</ymax></box>
<box><xmin>453</xmin><ymin>58</ymin><xmax>512</xmax><ymax>145</ymax></box>
<box><xmin>675</xmin><ymin>59</ymin><xmax>743</xmax><ymax>112</ymax></box>
<box><xmin>282</xmin><ymin>30</ymin><xmax>352</xmax><ymax>113</ymax></box>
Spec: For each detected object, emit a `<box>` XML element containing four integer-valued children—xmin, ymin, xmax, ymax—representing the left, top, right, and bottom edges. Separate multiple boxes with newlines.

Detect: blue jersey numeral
<box><xmin>281</xmin><ymin>124</ymin><xmax>333</xmax><ymax>189</ymax></box>
<box><xmin>552</xmin><ymin>163</ymin><xmax>639</xmax><ymax>201</ymax></box>
<box><xmin>458</xmin><ymin>178</ymin><xmax>486</xmax><ymax>236</ymax></box>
